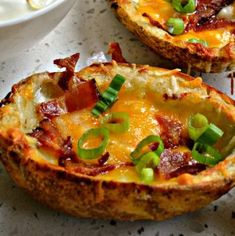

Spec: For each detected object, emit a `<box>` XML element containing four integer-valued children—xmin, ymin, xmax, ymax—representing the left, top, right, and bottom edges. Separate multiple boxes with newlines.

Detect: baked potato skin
<box><xmin>0</xmin><ymin>62</ymin><xmax>235</xmax><ymax>221</ymax></box>
<box><xmin>109</xmin><ymin>0</ymin><xmax>235</xmax><ymax>73</ymax></box>
<box><xmin>0</xmin><ymin>129</ymin><xmax>234</xmax><ymax>221</ymax></box>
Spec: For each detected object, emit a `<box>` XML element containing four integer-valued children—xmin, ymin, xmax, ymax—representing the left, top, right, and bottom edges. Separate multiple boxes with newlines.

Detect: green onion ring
<box><xmin>172</xmin><ymin>0</ymin><xmax>197</xmax><ymax>13</ymax></box>
<box><xmin>91</xmin><ymin>100</ymin><xmax>109</xmax><ymax>117</ymax></box>
<box><xmin>140</xmin><ymin>168</ymin><xmax>154</xmax><ymax>183</ymax></box>
<box><xmin>131</xmin><ymin>135</ymin><xmax>164</xmax><ymax>164</ymax></box>
<box><xmin>188</xmin><ymin>113</ymin><xmax>209</xmax><ymax>141</ymax></box>
<box><xmin>92</xmin><ymin>74</ymin><xmax>126</xmax><ymax>117</ymax></box>
<box><xmin>135</xmin><ymin>151</ymin><xmax>160</xmax><ymax>174</ymax></box>
<box><xmin>101</xmin><ymin>112</ymin><xmax>130</xmax><ymax>133</ymax></box>
<box><xmin>188</xmin><ymin>38</ymin><xmax>209</xmax><ymax>47</ymax></box>
<box><xmin>77</xmin><ymin>127</ymin><xmax>109</xmax><ymax>160</ymax></box>
<box><xmin>109</xmin><ymin>74</ymin><xmax>126</xmax><ymax>91</ymax></box>
<box><xmin>166</xmin><ymin>17</ymin><xmax>185</xmax><ymax>35</ymax></box>
<box><xmin>102</xmin><ymin>87</ymin><xmax>118</xmax><ymax>104</ymax></box>
<box><xmin>197</xmin><ymin>123</ymin><xmax>224</xmax><ymax>146</ymax></box>
<box><xmin>192</xmin><ymin>142</ymin><xmax>223</xmax><ymax>166</ymax></box>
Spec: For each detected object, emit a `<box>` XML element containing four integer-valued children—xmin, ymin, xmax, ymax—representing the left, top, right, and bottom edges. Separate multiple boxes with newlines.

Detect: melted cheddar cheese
<box><xmin>53</xmin><ymin>86</ymin><xmax>193</xmax><ymax>183</ymax></box>
<box><xmin>137</xmin><ymin>0</ymin><xmax>234</xmax><ymax>48</ymax></box>
<box><xmin>138</xmin><ymin>0</ymin><xmax>176</xmax><ymax>25</ymax></box>
<box><xmin>175</xmin><ymin>28</ymin><xmax>233</xmax><ymax>48</ymax></box>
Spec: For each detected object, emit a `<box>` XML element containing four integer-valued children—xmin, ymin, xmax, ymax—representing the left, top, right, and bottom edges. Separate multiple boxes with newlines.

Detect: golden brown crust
<box><xmin>0</xmin><ymin>61</ymin><xmax>235</xmax><ymax>220</ymax></box>
<box><xmin>109</xmin><ymin>0</ymin><xmax>235</xmax><ymax>73</ymax></box>
<box><xmin>0</xmin><ymin>129</ymin><xmax>234</xmax><ymax>221</ymax></box>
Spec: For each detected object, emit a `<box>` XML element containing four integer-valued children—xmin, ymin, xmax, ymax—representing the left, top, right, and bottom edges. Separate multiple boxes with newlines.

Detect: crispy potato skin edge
<box><xmin>0</xmin><ymin>129</ymin><xmax>234</xmax><ymax>221</ymax></box>
<box><xmin>0</xmin><ymin>65</ymin><xmax>234</xmax><ymax>221</ymax></box>
<box><xmin>109</xmin><ymin>0</ymin><xmax>235</xmax><ymax>73</ymax></box>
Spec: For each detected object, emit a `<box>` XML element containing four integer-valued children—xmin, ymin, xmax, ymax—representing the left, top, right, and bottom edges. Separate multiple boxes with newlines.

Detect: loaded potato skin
<box><xmin>109</xmin><ymin>0</ymin><xmax>235</xmax><ymax>73</ymax></box>
<box><xmin>0</xmin><ymin>54</ymin><xmax>235</xmax><ymax>220</ymax></box>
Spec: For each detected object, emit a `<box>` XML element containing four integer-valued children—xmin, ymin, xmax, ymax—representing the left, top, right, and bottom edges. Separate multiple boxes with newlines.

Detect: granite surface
<box><xmin>0</xmin><ymin>0</ymin><xmax>234</xmax><ymax>235</ymax></box>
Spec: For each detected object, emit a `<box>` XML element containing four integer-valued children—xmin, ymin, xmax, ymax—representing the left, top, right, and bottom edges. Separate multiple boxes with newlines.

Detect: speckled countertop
<box><xmin>0</xmin><ymin>1</ymin><xmax>234</xmax><ymax>236</ymax></box>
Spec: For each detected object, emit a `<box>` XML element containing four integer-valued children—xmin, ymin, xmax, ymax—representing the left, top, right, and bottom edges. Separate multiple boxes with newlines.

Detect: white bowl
<box><xmin>0</xmin><ymin>0</ymin><xmax>76</xmax><ymax>59</ymax></box>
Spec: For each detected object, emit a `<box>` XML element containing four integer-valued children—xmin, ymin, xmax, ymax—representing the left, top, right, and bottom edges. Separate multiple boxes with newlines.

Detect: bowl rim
<box><xmin>0</xmin><ymin>0</ymin><xmax>67</xmax><ymax>28</ymax></box>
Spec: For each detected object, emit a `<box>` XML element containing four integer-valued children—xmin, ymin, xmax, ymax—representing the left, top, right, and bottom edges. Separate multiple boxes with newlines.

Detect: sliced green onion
<box><xmin>167</xmin><ymin>17</ymin><xmax>185</xmax><ymax>35</ymax></box>
<box><xmin>101</xmin><ymin>112</ymin><xmax>130</xmax><ymax>133</ymax></box>
<box><xmin>91</xmin><ymin>100</ymin><xmax>109</xmax><ymax>117</ymax></box>
<box><xmin>131</xmin><ymin>136</ymin><xmax>163</xmax><ymax>183</ymax></box>
<box><xmin>102</xmin><ymin>87</ymin><xmax>118</xmax><ymax>104</ymax></box>
<box><xmin>172</xmin><ymin>0</ymin><xmax>197</xmax><ymax>13</ymax></box>
<box><xmin>135</xmin><ymin>151</ymin><xmax>160</xmax><ymax>173</ymax></box>
<box><xmin>131</xmin><ymin>135</ymin><xmax>164</xmax><ymax>164</ymax></box>
<box><xmin>109</xmin><ymin>74</ymin><xmax>126</xmax><ymax>91</ymax></box>
<box><xmin>197</xmin><ymin>123</ymin><xmax>224</xmax><ymax>146</ymax></box>
<box><xmin>140</xmin><ymin>168</ymin><xmax>154</xmax><ymax>183</ymax></box>
<box><xmin>188</xmin><ymin>38</ymin><xmax>209</xmax><ymax>47</ymax></box>
<box><xmin>192</xmin><ymin>142</ymin><xmax>223</xmax><ymax>166</ymax></box>
<box><xmin>92</xmin><ymin>74</ymin><xmax>126</xmax><ymax>116</ymax></box>
<box><xmin>188</xmin><ymin>113</ymin><xmax>209</xmax><ymax>141</ymax></box>
<box><xmin>77</xmin><ymin>127</ymin><xmax>109</xmax><ymax>160</ymax></box>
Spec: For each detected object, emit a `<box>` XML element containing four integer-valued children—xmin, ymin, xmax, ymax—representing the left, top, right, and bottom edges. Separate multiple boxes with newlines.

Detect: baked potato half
<box><xmin>0</xmin><ymin>54</ymin><xmax>235</xmax><ymax>221</ymax></box>
<box><xmin>109</xmin><ymin>0</ymin><xmax>235</xmax><ymax>73</ymax></box>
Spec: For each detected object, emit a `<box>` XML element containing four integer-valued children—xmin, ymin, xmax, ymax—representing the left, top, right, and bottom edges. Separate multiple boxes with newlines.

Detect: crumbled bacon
<box><xmin>65</xmin><ymin>161</ymin><xmax>133</xmax><ymax>177</ymax></box>
<box><xmin>156</xmin><ymin>149</ymin><xmax>206</xmax><ymax>179</ymax></box>
<box><xmin>191</xmin><ymin>18</ymin><xmax>235</xmax><ymax>32</ymax></box>
<box><xmin>38</xmin><ymin>54</ymin><xmax>100</xmax><ymax>119</ymax></box>
<box><xmin>37</xmin><ymin>100</ymin><xmax>65</xmax><ymax>119</ymax></box>
<box><xmin>54</xmin><ymin>53</ymin><xmax>80</xmax><ymax>74</ymax></box>
<box><xmin>143</xmin><ymin>0</ymin><xmax>234</xmax><ymax>32</ymax></box>
<box><xmin>156</xmin><ymin>114</ymin><xmax>185</xmax><ymax>148</ymax></box>
<box><xmin>108</xmin><ymin>42</ymin><xmax>128</xmax><ymax>63</ymax></box>
<box><xmin>58</xmin><ymin>137</ymin><xmax>78</xmax><ymax>167</ymax></box>
<box><xmin>65</xmin><ymin>79</ymin><xmax>100</xmax><ymax>112</ymax></box>
<box><xmin>98</xmin><ymin>152</ymin><xmax>110</xmax><ymax>166</ymax></box>
<box><xmin>30</xmin><ymin>121</ymin><xmax>78</xmax><ymax>163</ymax></box>
<box><xmin>29</xmin><ymin>119</ymin><xmax>65</xmax><ymax>156</ymax></box>
<box><xmin>37</xmin><ymin>79</ymin><xmax>99</xmax><ymax>119</ymax></box>
<box><xmin>186</xmin><ymin>0</ymin><xmax>234</xmax><ymax>31</ymax></box>
<box><xmin>65</xmin><ymin>163</ymin><xmax>117</xmax><ymax>176</ymax></box>
<box><xmin>30</xmin><ymin>119</ymin><xmax>131</xmax><ymax>177</ymax></box>
<box><xmin>163</xmin><ymin>93</ymin><xmax>188</xmax><ymax>101</ymax></box>
<box><xmin>54</xmin><ymin>53</ymin><xmax>83</xmax><ymax>90</ymax></box>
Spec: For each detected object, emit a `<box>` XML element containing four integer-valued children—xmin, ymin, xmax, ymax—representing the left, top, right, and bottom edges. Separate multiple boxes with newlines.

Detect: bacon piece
<box><xmin>37</xmin><ymin>100</ymin><xmax>65</xmax><ymax>119</ymax></box>
<box><xmin>156</xmin><ymin>149</ymin><xmax>206</xmax><ymax>179</ymax></box>
<box><xmin>186</xmin><ymin>0</ymin><xmax>234</xmax><ymax>31</ymax></box>
<box><xmin>59</xmin><ymin>74</ymin><xmax>83</xmax><ymax>91</ymax></box>
<box><xmin>58</xmin><ymin>137</ymin><xmax>78</xmax><ymax>167</ymax></box>
<box><xmin>98</xmin><ymin>152</ymin><xmax>110</xmax><ymax>166</ymax></box>
<box><xmin>143</xmin><ymin>0</ymin><xmax>234</xmax><ymax>32</ymax></box>
<box><xmin>30</xmin><ymin>120</ymin><xmax>79</xmax><ymax>162</ymax></box>
<box><xmin>29</xmin><ymin>119</ymin><xmax>65</xmax><ymax>155</ymax></box>
<box><xmin>193</xmin><ymin>18</ymin><xmax>235</xmax><ymax>32</ymax></box>
<box><xmin>54</xmin><ymin>53</ymin><xmax>83</xmax><ymax>90</ymax></box>
<box><xmin>54</xmin><ymin>53</ymin><xmax>80</xmax><ymax>74</ymax></box>
<box><xmin>108</xmin><ymin>42</ymin><xmax>128</xmax><ymax>63</ymax></box>
<box><xmin>156</xmin><ymin>115</ymin><xmax>185</xmax><ymax>148</ymax></box>
<box><xmin>65</xmin><ymin>161</ymin><xmax>133</xmax><ymax>177</ymax></box>
<box><xmin>37</xmin><ymin>79</ymin><xmax>99</xmax><ymax>119</ymax></box>
<box><xmin>163</xmin><ymin>93</ymin><xmax>188</xmax><ymax>101</ymax></box>
<box><xmin>65</xmin><ymin>79</ymin><xmax>99</xmax><ymax>112</ymax></box>
<box><xmin>30</xmin><ymin>119</ymin><xmax>130</xmax><ymax>177</ymax></box>
<box><xmin>66</xmin><ymin>163</ymin><xmax>117</xmax><ymax>176</ymax></box>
